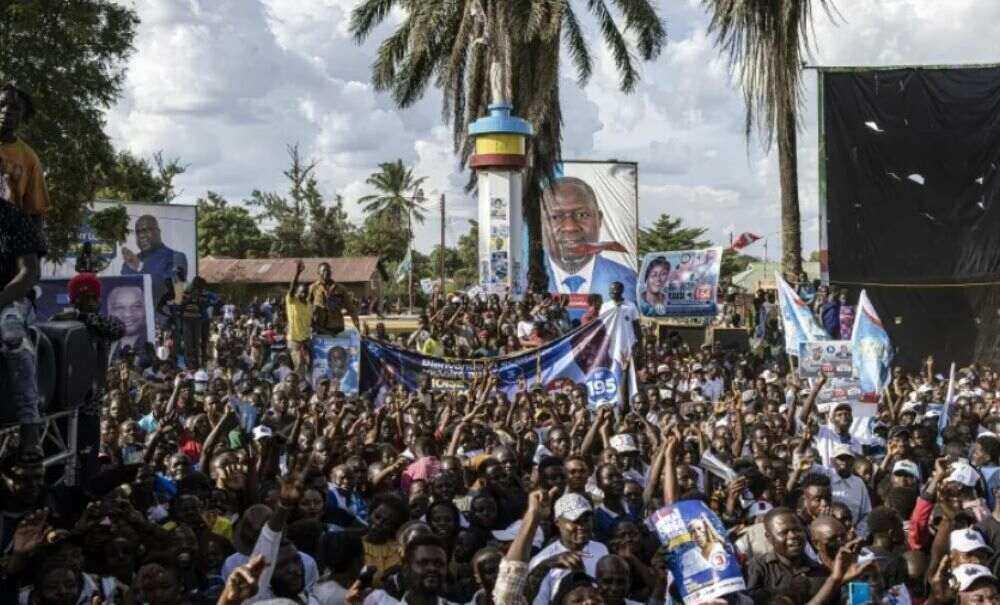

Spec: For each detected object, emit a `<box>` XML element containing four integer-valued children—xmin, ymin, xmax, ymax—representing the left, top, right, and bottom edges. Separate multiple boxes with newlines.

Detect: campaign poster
<box><xmin>311</xmin><ymin>330</ymin><xmax>361</xmax><ymax>395</ymax></box>
<box><xmin>816</xmin><ymin>377</ymin><xmax>862</xmax><ymax>405</ymax></box>
<box><xmin>362</xmin><ymin>305</ymin><xmax>636</xmax><ymax>410</ymax></box>
<box><xmin>42</xmin><ymin>201</ymin><xmax>198</xmax><ymax>314</ymax></box>
<box><xmin>799</xmin><ymin>340</ymin><xmax>855</xmax><ymax>379</ymax></box>
<box><xmin>33</xmin><ymin>275</ymin><xmax>155</xmax><ymax>361</ymax></box>
<box><xmin>646</xmin><ymin>500</ymin><xmax>745</xmax><ymax>604</ymax></box>
<box><xmin>637</xmin><ymin>247</ymin><xmax>722</xmax><ymax>318</ymax></box>
<box><xmin>542</xmin><ymin>162</ymin><xmax>638</xmax><ymax>309</ymax></box>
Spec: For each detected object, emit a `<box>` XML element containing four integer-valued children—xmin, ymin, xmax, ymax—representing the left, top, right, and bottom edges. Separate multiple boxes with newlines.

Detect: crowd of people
<box><xmin>0</xmin><ymin>234</ymin><xmax>999</xmax><ymax>604</ymax></box>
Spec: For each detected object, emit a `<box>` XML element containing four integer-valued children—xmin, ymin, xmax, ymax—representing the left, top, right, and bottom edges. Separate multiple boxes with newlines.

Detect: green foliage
<box><xmin>345</xmin><ymin>213</ymin><xmax>410</xmax><ymax>263</ymax></box>
<box><xmin>639</xmin><ymin>213</ymin><xmax>755</xmax><ymax>280</ymax></box>
<box><xmin>357</xmin><ymin>159</ymin><xmax>427</xmax><ymax>244</ymax></box>
<box><xmin>638</xmin><ymin>214</ymin><xmax>711</xmax><ymax>255</ymax></box>
<box><xmin>196</xmin><ymin>192</ymin><xmax>272</xmax><ymax>259</ymax></box>
<box><xmin>87</xmin><ymin>204</ymin><xmax>130</xmax><ymax>244</ymax></box>
<box><xmin>96</xmin><ymin>150</ymin><xmax>187</xmax><ymax>204</ymax></box>
<box><xmin>248</xmin><ymin>145</ymin><xmax>353</xmax><ymax>258</ymax></box>
<box><xmin>1</xmin><ymin>0</ymin><xmax>139</xmax><ymax>260</ymax></box>
<box><xmin>454</xmin><ymin>220</ymin><xmax>479</xmax><ymax>285</ymax></box>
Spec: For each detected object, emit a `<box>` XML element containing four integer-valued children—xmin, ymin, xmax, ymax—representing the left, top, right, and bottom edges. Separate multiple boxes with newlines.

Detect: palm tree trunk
<box><xmin>778</xmin><ymin>105</ymin><xmax>803</xmax><ymax>280</ymax></box>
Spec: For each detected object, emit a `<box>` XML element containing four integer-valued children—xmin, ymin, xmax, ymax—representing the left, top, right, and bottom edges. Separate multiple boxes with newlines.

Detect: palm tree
<box><xmin>351</xmin><ymin>0</ymin><xmax>666</xmax><ymax>290</ymax></box>
<box><xmin>358</xmin><ymin>159</ymin><xmax>428</xmax><ymax>246</ymax></box>
<box><xmin>702</xmin><ymin>0</ymin><xmax>836</xmax><ymax>280</ymax></box>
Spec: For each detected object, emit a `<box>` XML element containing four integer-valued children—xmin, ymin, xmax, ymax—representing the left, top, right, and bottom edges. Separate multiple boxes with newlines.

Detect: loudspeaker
<box><xmin>658</xmin><ymin>324</ymin><xmax>707</xmax><ymax>350</ymax></box>
<box><xmin>28</xmin><ymin>326</ymin><xmax>56</xmax><ymax>412</ymax></box>
<box><xmin>709</xmin><ymin>327</ymin><xmax>750</xmax><ymax>352</ymax></box>
<box><xmin>35</xmin><ymin>321</ymin><xmax>96</xmax><ymax>410</ymax></box>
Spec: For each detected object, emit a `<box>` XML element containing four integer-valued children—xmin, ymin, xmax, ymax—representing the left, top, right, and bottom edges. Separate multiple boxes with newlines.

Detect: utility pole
<box><xmin>439</xmin><ymin>193</ymin><xmax>446</xmax><ymax>292</ymax></box>
<box><xmin>408</xmin><ymin>208</ymin><xmax>413</xmax><ymax>315</ymax></box>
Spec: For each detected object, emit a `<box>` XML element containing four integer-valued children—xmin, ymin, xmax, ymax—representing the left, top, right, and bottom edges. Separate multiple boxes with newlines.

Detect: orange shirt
<box><xmin>0</xmin><ymin>138</ymin><xmax>48</xmax><ymax>215</ymax></box>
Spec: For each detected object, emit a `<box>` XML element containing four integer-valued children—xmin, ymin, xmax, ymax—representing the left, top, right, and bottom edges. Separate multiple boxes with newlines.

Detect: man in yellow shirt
<box><xmin>286</xmin><ymin>259</ymin><xmax>313</xmax><ymax>376</ymax></box>
<box><xmin>0</xmin><ymin>83</ymin><xmax>48</xmax><ymax>221</ymax></box>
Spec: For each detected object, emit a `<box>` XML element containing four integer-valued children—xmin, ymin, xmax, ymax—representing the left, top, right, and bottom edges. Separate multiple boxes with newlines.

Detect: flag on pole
<box><xmin>774</xmin><ymin>271</ymin><xmax>827</xmax><ymax>355</ymax></box>
<box><xmin>730</xmin><ymin>232</ymin><xmax>762</xmax><ymax>251</ymax></box>
<box><xmin>939</xmin><ymin>362</ymin><xmax>957</xmax><ymax>440</ymax></box>
<box><xmin>396</xmin><ymin>249</ymin><xmax>412</xmax><ymax>284</ymax></box>
<box><xmin>850</xmin><ymin>289</ymin><xmax>893</xmax><ymax>402</ymax></box>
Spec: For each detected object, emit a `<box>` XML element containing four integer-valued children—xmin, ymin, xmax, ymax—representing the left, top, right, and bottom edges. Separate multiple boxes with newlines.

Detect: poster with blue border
<box><xmin>647</xmin><ymin>500</ymin><xmax>745</xmax><ymax>604</ymax></box>
<box><xmin>311</xmin><ymin>329</ymin><xmax>361</xmax><ymax>395</ymax></box>
<box><xmin>637</xmin><ymin>248</ymin><xmax>722</xmax><ymax>318</ymax></box>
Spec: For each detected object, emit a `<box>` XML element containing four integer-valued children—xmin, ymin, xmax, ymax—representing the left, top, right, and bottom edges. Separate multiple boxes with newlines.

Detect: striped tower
<box><xmin>469</xmin><ymin>103</ymin><xmax>533</xmax><ymax>297</ymax></box>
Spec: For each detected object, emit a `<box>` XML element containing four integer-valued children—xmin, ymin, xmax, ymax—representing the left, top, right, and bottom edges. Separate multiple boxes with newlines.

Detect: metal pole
<box><xmin>439</xmin><ymin>194</ymin><xmax>446</xmax><ymax>291</ymax></box>
<box><xmin>408</xmin><ymin>209</ymin><xmax>413</xmax><ymax>315</ymax></box>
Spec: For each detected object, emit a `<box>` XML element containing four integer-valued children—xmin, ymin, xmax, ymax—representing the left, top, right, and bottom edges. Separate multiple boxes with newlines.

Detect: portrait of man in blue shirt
<box><xmin>120</xmin><ymin>214</ymin><xmax>188</xmax><ymax>300</ymax></box>
<box><xmin>542</xmin><ymin>176</ymin><xmax>637</xmax><ymax>302</ymax></box>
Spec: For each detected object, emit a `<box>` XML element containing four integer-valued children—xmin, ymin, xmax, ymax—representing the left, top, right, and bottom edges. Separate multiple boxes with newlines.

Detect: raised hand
<box><xmin>218</xmin><ymin>554</ymin><xmax>267</xmax><ymax>605</ymax></box>
<box><xmin>12</xmin><ymin>509</ymin><xmax>49</xmax><ymax>555</ymax></box>
<box><xmin>278</xmin><ymin>454</ymin><xmax>309</xmax><ymax>508</ymax></box>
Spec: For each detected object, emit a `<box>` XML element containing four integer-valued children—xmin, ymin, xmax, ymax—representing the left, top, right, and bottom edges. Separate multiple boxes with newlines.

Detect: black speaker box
<box><xmin>35</xmin><ymin>321</ymin><xmax>96</xmax><ymax>410</ymax></box>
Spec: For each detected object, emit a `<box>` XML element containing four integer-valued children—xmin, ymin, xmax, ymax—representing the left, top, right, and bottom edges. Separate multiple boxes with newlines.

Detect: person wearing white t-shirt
<box><xmin>529</xmin><ymin>493</ymin><xmax>610</xmax><ymax>605</ymax></box>
<box><xmin>797</xmin><ymin>374</ymin><xmax>863</xmax><ymax>467</ymax></box>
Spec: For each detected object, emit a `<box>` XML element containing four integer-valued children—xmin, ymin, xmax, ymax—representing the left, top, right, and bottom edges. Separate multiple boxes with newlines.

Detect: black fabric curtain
<box><xmin>823</xmin><ymin>66</ymin><xmax>1000</xmax><ymax>367</ymax></box>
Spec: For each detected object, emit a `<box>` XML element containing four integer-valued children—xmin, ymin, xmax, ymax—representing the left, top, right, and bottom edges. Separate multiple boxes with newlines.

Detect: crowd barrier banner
<box><xmin>311</xmin><ymin>330</ymin><xmax>361</xmax><ymax>395</ymax></box>
<box><xmin>361</xmin><ymin>306</ymin><xmax>636</xmax><ymax>410</ymax></box>
<box><xmin>851</xmin><ymin>289</ymin><xmax>893</xmax><ymax>402</ymax></box>
<box><xmin>34</xmin><ymin>275</ymin><xmax>155</xmax><ymax>361</ymax></box>
<box><xmin>775</xmin><ymin>272</ymin><xmax>827</xmax><ymax>355</ymax></box>
<box><xmin>637</xmin><ymin>247</ymin><xmax>722</xmax><ymax>318</ymax></box>
<box><xmin>542</xmin><ymin>161</ymin><xmax>638</xmax><ymax>311</ymax></box>
<box><xmin>798</xmin><ymin>340</ymin><xmax>854</xmax><ymax>379</ymax></box>
<box><xmin>647</xmin><ymin>500</ymin><xmax>745</xmax><ymax>604</ymax></box>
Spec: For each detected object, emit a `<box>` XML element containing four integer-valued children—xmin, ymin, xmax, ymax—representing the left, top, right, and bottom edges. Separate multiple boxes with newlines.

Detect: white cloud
<box><xmin>106</xmin><ymin>0</ymin><xmax>1000</xmax><ymax>258</ymax></box>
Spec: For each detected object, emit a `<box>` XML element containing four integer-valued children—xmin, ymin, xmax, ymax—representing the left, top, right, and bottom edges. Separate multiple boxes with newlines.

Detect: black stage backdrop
<box><xmin>822</xmin><ymin>66</ymin><xmax>1000</xmax><ymax>367</ymax></box>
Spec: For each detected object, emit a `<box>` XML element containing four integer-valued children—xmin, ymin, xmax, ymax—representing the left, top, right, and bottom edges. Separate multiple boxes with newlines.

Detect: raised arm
<box><xmin>796</xmin><ymin>373</ymin><xmax>828</xmax><ymax>425</ymax></box>
<box><xmin>289</xmin><ymin>259</ymin><xmax>304</xmax><ymax>296</ymax></box>
<box><xmin>662</xmin><ymin>435</ymin><xmax>680</xmax><ymax>505</ymax></box>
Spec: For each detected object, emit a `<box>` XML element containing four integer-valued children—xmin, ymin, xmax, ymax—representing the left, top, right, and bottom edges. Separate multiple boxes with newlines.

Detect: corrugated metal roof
<box><xmin>200</xmin><ymin>257</ymin><xmax>382</xmax><ymax>284</ymax></box>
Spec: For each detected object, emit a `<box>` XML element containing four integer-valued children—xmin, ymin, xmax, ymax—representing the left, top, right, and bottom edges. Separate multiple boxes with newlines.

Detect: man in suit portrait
<box><xmin>542</xmin><ymin>176</ymin><xmax>636</xmax><ymax>302</ymax></box>
<box><xmin>121</xmin><ymin>214</ymin><xmax>188</xmax><ymax>289</ymax></box>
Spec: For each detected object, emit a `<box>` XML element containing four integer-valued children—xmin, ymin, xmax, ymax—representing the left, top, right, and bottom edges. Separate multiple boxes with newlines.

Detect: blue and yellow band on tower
<box><xmin>469</xmin><ymin>104</ymin><xmax>533</xmax><ymax>169</ymax></box>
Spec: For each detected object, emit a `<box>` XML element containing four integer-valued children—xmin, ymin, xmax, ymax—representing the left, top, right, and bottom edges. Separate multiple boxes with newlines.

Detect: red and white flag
<box><xmin>730</xmin><ymin>232</ymin><xmax>762</xmax><ymax>251</ymax></box>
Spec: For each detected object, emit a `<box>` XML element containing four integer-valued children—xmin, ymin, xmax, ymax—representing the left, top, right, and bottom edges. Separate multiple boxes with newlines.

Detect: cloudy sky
<box><xmin>106</xmin><ymin>0</ymin><xmax>1000</xmax><ymax>256</ymax></box>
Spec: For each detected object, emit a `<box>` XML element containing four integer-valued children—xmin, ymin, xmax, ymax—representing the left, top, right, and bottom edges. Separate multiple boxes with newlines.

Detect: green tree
<box><xmin>345</xmin><ymin>214</ymin><xmax>410</xmax><ymax>263</ymax></box>
<box><xmin>350</xmin><ymin>0</ymin><xmax>666</xmax><ymax>290</ymax></box>
<box><xmin>455</xmin><ymin>220</ymin><xmax>479</xmax><ymax>285</ymax></box>
<box><xmin>639</xmin><ymin>213</ymin><xmax>755</xmax><ymax>280</ymax></box>
<box><xmin>196</xmin><ymin>192</ymin><xmax>272</xmax><ymax>258</ymax></box>
<box><xmin>703</xmin><ymin>0</ymin><xmax>835</xmax><ymax>279</ymax></box>
<box><xmin>357</xmin><ymin>160</ymin><xmax>427</xmax><ymax>256</ymax></box>
<box><xmin>1</xmin><ymin>0</ymin><xmax>139</xmax><ymax>259</ymax></box>
<box><xmin>638</xmin><ymin>214</ymin><xmax>711</xmax><ymax>255</ymax></box>
<box><xmin>248</xmin><ymin>145</ymin><xmax>352</xmax><ymax>258</ymax></box>
<box><xmin>96</xmin><ymin>150</ymin><xmax>187</xmax><ymax>203</ymax></box>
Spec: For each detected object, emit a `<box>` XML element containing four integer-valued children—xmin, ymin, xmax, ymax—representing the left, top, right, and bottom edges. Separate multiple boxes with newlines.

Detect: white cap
<box><xmin>892</xmin><ymin>460</ymin><xmax>921</xmax><ymax>480</ymax></box>
<box><xmin>900</xmin><ymin>401</ymin><xmax>923</xmax><ymax>415</ymax></box>
<box><xmin>746</xmin><ymin>501</ymin><xmax>773</xmax><ymax>518</ymax></box>
<box><xmin>945</xmin><ymin>464</ymin><xmax>978</xmax><ymax>488</ymax></box>
<box><xmin>252</xmin><ymin>426</ymin><xmax>273</xmax><ymax>441</ymax></box>
<box><xmin>761</xmin><ymin>370</ymin><xmax>778</xmax><ymax>384</ymax></box>
<box><xmin>741</xmin><ymin>390</ymin><xmax>757</xmax><ymax>404</ymax></box>
<box><xmin>832</xmin><ymin>443</ymin><xmax>855</xmax><ymax>459</ymax></box>
<box><xmin>610</xmin><ymin>434</ymin><xmax>639</xmax><ymax>454</ymax></box>
<box><xmin>656</xmin><ymin>364</ymin><xmax>670</xmax><ymax>374</ymax></box>
<box><xmin>491</xmin><ymin>520</ymin><xmax>545</xmax><ymax>547</ymax></box>
<box><xmin>918</xmin><ymin>384</ymin><xmax>934</xmax><ymax>394</ymax></box>
<box><xmin>951</xmin><ymin>529</ymin><xmax>993</xmax><ymax>554</ymax></box>
<box><xmin>954</xmin><ymin>564</ymin><xmax>998</xmax><ymax>592</ymax></box>
<box><xmin>554</xmin><ymin>493</ymin><xmax>593</xmax><ymax>522</ymax></box>
<box><xmin>692</xmin><ymin>363</ymin><xmax>704</xmax><ymax>372</ymax></box>
<box><xmin>194</xmin><ymin>370</ymin><xmax>209</xmax><ymax>382</ymax></box>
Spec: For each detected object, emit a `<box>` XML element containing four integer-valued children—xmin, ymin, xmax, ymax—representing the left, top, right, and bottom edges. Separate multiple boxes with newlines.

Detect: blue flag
<box><xmin>850</xmin><ymin>290</ymin><xmax>893</xmax><ymax>402</ymax></box>
<box><xmin>774</xmin><ymin>272</ymin><xmax>827</xmax><ymax>355</ymax></box>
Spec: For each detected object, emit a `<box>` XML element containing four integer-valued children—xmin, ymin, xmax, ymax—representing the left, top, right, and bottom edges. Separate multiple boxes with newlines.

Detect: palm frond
<box><xmin>587</xmin><ymin>0</ymin><xmax>639</xmax><ymax>93</ymax></box>
<box><xmin>561</xmin><ymin>2</ymin><xmax>592</xmax><ymax>86</ymax></box>
<box><xmin>350</xmin><ymin>0</ymin><xmax>401</xmax><ymax>43</ymax></box>
<box><xmin>372</xmin><ymin>17</ymin><xmax>412</xmax><ymax>91</ymax></box>
<box><xmin>609</xmin><ymin>0</ymin><xmax>667</xmax><ymax>59</ymax></box>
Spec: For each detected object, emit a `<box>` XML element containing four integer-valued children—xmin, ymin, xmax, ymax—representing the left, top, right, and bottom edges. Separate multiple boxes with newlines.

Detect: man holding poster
<box><xmin>542</xmin><ymin>174</ymin><xmax>637</xmax><ymax>303</ymax></box>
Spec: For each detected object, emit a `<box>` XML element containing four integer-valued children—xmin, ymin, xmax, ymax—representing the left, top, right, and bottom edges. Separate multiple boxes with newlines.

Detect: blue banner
<box><xmin>637</xmin><ymin>247</ymin><xmax>722</xmax><ymax>318</ymax></box>
<box><xmin>647</xmin><ymin>500</ymin><xmax>745</xmax><ymax>604</ymax></box>
<box><xmin>361</xmin><ymin>307</ymin><xmax>635</xmax><ymax>409</ymax></box>
<box><xmin>311</xmin><ymin>330</ymin><xmax>361</xmax><ymax>395</ymax></box>
<box><xmin>850</xmin><ymin>290</ymin><xmax>893</xmax><ymax>402</ymax></box>
<box><xmin>775</xmin><ymin>271</ymin><xmax>828</xmax><ymax>355</ymax></box>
